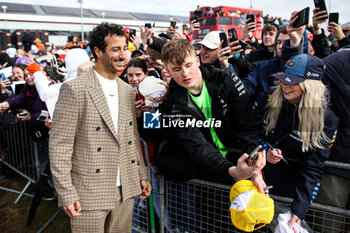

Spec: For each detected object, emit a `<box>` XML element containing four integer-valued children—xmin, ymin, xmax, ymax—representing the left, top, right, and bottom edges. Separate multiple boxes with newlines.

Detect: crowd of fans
<box><xmin>0</xmin><ymin>5</ymin><xmax>349</xmax><ymax>232</ymax></box>
<box><xmin>193</xmin><ymin>5</ymin><xmax>288</xmax><ymax>27</ymax></box>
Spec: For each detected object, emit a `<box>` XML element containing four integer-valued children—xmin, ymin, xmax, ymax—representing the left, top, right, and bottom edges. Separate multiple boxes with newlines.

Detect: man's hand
<box><xmin>139</xmin><ymin>26</ymin><xmax>154</xmax><ymax>47</ymax></box>
<box><xmin>63</xmin><ymin>201</ymin><xmax>81</xmax><ymax>217</ymax></box>
<box><xmin>190</xmin><ymin>19</ymin><xmax>200</xmax><ymax>33</ymax></box>
<box><xmin>328</xmin><ymin>22</ymin><xmax>346</xmax><ymax>41</ymax></box>
<box><xmin>228</xmin><ymin>40</ymin><xmax>243</xmax><ymax>56</ymax></box>
<box><xmin>131</xmin><ymin>34</ymin><xmax>141</xmax><ymax>49</ymax></box>
<box><xmin>218</xmin><ymin>41</ymin><xmax>232</xmax><ymax>68</ymax></box>
<box><xmin>17</xmin><ymin>110</ymin><xmax>31</xmax><ymax>121</ymax></box>
<box><xmin>288</xmin><ymin>213</ymin><xmax>301</xmax><ymax>229</ymax></box>
<box><xmin>0</xmin><ymin>77</ymin><xmax>11</xmax><ymax>94</ymax></box>
<box><xmin>45</xmin><ymin>118</ymin><xmax>52</xmax><ymax>128</ymax></box>
<box><xmin>266</xmin><ymin>148</ymin><xmax>283</xmax><ymax>164</ymax></box>
<box><xmin>251</xmin><ymin>172</ymin><xmax>268</xmax><ymax>196</ymax></box>
<box><xmin>229</xmin><ymin>150</ymin><xmax>266</xmax><ymax>181</ymax></box>
<box><xmin>173</xmin><ymin>31</ymin><xmax>186</xmax><ymax>40</ymax></box>
<box><xmin>167</xmin><ymin>26</ymin><xmax>176</xmax><ymax>36</ymax></box>
<box><xmin>139</xmin><ymin>180</ymin><xmax>152</xmax><ymax>199</ymax></box>
<box><xmin>287</xmin><ymin>11</ymin><xmax>306</xmax><ymax>47</ymax></box>
<box><xmin>241</xmin><ymin>19</ymin><xmax>256</xmax><ymax>40</ymax></box>
<box><xmin>312</xmin><ymin>8</ymin><xmax>328</xmax><ymax>35</ymax></box>
<box><xmin>135</xmin><ymin>98</ymin><xmax>145</xmax><ymax>118</ymax></box>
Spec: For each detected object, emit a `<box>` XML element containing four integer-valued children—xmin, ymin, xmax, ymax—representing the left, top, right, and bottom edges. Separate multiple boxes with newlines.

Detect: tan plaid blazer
<box><xmin>49</xmin><ymin>68</ymin><xmax>148</xmax><ymax>210</ymax></box>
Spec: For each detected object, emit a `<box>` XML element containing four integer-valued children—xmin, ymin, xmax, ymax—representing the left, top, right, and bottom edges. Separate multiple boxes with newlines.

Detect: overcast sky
<box><xmin>1</xmin><ymin>0</ymin><xmax>350</xmax><ymax>24</ymax></box>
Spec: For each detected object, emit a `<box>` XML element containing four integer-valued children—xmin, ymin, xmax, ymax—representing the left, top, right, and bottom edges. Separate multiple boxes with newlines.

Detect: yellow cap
<box><xmin>229</xmin><ymin>180</ymin><xmax>274</xmax><ymax>232</ymax></box>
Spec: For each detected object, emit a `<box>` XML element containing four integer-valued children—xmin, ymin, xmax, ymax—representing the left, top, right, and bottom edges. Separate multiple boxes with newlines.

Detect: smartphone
<box><xmin>36</xmin><ymin>110</ymin><xmax>49</xmax><ymax>121</ymax></box>
<box><xmin>0</xmin><ymin>73</ymin><xmax>7</xmax><ymax>82</ymax></box>
<box><xmin>228</xmin><ymin>28</ymin><xmax>238</xmax><ymax>42</ymax></box>
<box><xmin>219</xmin><ymin>32</ymin><xmax>230</xmax><ymax>56</ymax></box>
<box><xmin>247</xmin><ymin>145</ymin><xmax>262</xmax><ymax>166</ymax></box>
<box><xmin>191</xmin><ymin>15</ymin><xmax>199</xmax><ymax>23</ymax></box>
<box><xmin>329</xmin><ymin>12</ymin><xmax>339</xmax><ymax>25</ymax></box>
<box><xmin>246</xmin><ymin>14</ymin><xmax>256</xmax><ymax>31</ymax></box>
<box><xmin>37</xmin><ymin>115</ymin><xmax>48</xmax><ymax>121</ymax></box>
<box><xmin>18</xmin><ymin>112</ymin><xmax>28</xmax><ymax>116</ymax></box>
<box><xmin>293</xmin><ymin>7</ymin><xmax>310</xmax><ymax>28</ymax></box>
<box><xmin>170</xmin><ymin>21</ymin><xmax>177</xmax><ymax>29</ymax></box>
<box><xmin>246</xmin><ymin>14</ymin><xmax>255</xmax><ymax>23</ymax></box>
<box><xmin>145</xmin><ymin>23</ymin><xmax>152</xmax><ymax>29</ymax></box>
<box><xmin>129</xmin><ymin>28</ymin><xmax>136</xmax><ymax>42</ymax></box>
<box><xmin>314</xmin><ymin>0</ymin><xmax>328</xmax><ymax>20</ymax></box>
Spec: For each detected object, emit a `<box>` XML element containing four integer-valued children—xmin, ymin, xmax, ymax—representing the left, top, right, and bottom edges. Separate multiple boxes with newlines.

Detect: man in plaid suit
<box><xmin>49</xmin><ymin>23</ymin><xmax>151</xmax><ymax>232</ymax></box>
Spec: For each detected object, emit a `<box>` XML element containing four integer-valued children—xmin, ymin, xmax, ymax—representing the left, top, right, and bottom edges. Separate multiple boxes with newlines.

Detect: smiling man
<box><xmin>157</xmin><ymin>39</ymin><xmax>266</xmax><ymax>188</ymax></box>
<box><xmin>49</xmin><ymin>23</ymin><xmax>151</xmax><ymax>233</ymax></box>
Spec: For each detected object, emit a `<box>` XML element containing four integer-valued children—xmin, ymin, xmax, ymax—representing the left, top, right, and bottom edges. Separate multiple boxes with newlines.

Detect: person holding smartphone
<box><xmin>123</xmin><ymin>27</ymin><xmax>137</xmax><ymax>52</ymax></box>
<box><xmin>240</xmin><ymin>18</ymin><xmax>258</xmax><ymax>48</ymax></box>
<box><xmin>311</xmin><ymin>7</ymin><xmax>349</xmax><ymax>57</ymax></box>
<box><xmin>157</xmin><ymin>39</ymin><xmax>266</xmax><ymax>187</ymax></box>
<box><xmin>157</xmin><ymin>39</ymin><xmax>266</xmax><ymax>233</ymax></box>
<box><xmin>0</xmin><ymin>67</ymin><xmax>48</xmax><ymax>126</ymax></box>
<box><xmin>0</xmin><ymin>74</ymin><xmax>12</xmax><ymax>102</ymax></box>
<box><xmin>197</xmin><ymin>31</ymin><xmax>237</xmax><ymax>74</ymax></box>
<box><xmin>228</xmin><ymin>22</ymin><xmax>279</xmax><ymax>79</ymax></box>
<box><xmin>327</xmin><ymin>21</ymin><xmax>349</xmax><ymax>50</ymax></box>
<box><xmin>230</xmin><ymin>10</ymin><xmax>309</xmax><ymax>103</ymax></box>
<box><xmin>12</xmin><ymin>63</ymin><xmax>27</xmax><ymax>82</ymax></box>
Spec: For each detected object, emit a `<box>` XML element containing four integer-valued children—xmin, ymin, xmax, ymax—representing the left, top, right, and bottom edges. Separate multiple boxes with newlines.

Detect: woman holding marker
<box><xmin>261</xmin><ymin>54</ymin><xmax>338</xmax><ymax>227</ymax></box>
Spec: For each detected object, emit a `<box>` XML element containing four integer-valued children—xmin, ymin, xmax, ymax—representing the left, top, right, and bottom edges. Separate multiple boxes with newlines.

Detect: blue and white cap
<box><xmin>270</xmin><ymin>54</ymin><xmax>324</xmax><ymax>84</ymax></box>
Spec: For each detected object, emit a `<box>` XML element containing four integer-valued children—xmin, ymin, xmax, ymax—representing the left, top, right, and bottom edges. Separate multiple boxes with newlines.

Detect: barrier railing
<box><xmin>1</xmin><ymin>118</ymin><xmax>349</xmax><ymax>232</ymax></box>
<box><xmin>163</xmin><ymin>177</ymin><xmax>350</xmax><ymax>233</ymax></box>
<box><xmin>132</xmin><ymin>197</ymin><xmax>149</xmax><ymax>233</ymax></box>
<box><xmin>132</xmin><ymin>138</ymin><xmax>152</xmax><ymax>233</ymax></box>
<box><xmin>0</xmin><ymin>119</ymin><xmax>153</xmax><ymax>232</ymax></box>
<box><xmin>0</xmin><ymin>120</ymin><xmax>53</xmax><ymax>204</ymax></box>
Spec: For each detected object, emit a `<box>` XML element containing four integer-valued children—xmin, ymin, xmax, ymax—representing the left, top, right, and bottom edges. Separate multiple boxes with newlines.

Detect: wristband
<box><xmin>231</xmin><ymin>53</ymin><xmax>240</xmax><ymax>60</ymax></box>
<box><xmin>248</xmin><ymin>32</ymin><xmax>253</xmax><ymax>39</ymax></box>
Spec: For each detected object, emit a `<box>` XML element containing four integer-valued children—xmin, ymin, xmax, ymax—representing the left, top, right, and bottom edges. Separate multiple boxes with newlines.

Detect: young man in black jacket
<box><xmin>229</xmin><ymin>22</ymin><xmax>279</xmax><ymax>78</ymax></box>
<box><xmin>156</xmin><ymin>39</ymin><xmax>266</xmax><ymax>189</ymax></box>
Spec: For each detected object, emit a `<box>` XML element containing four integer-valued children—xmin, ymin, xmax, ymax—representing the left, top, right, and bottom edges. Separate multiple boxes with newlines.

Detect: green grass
<box><xmin>0</xmin><ymin>172</ymin><xmax>70</xmax><ymax>233</ymax></box>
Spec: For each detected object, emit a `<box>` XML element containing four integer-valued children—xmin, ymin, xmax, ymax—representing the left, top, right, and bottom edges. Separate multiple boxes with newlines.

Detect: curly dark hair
<box><xmin>89</xmin><ymin>22</ymin><xmax>125</xmax><ymax>60</ymax></box>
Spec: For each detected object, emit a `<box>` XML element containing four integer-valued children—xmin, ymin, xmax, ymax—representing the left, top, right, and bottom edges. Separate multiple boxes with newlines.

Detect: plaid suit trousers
<box><xmin>70</xmin><ymin>187</ymin><xmax>135</xmax><ymax>233</ymax></box>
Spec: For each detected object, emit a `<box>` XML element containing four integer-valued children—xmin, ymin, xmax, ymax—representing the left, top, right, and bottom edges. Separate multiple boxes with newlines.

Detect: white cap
<box><xmin>198</xmin><ymin>31</ymin><xmax>221</xmax><ymax>49</ymax></box>
<box><xmin>6</xmin><ymin>48</ymin><xmax>16</xmax><ymax>58</ymax></box>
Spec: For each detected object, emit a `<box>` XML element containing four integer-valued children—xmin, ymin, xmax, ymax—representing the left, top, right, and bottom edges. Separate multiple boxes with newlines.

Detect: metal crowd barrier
<box><xmin>0</xmin><ymin>120</ymin><xmax>53</xmax><ymax>204</ymax></box>
<box><xmin>132</xmin><ymin>138</ymin><xmax>153</xmax><ymax>233</ymax></box>
<box><xmin>2</xmin><ymin>119</ymin><xmax>350</xmax><ymax>232</ymax></box>
<box><xmin>163</xmin><ymin>175</ymin><xmax>350</xmax><ymax>233</ymax></box>
<box><xmin>0</xmin><ymin>119</ymin><xmax>152</xmax><ymax>232</ymax></box>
